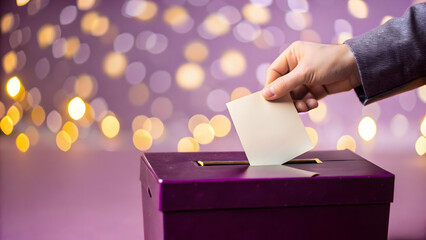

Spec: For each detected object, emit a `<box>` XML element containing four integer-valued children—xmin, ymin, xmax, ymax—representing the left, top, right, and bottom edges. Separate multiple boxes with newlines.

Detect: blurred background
<box><xmin>1</xmin><ymin>0</ymin><xmax>425</xmax><ymax>239</ymax></box>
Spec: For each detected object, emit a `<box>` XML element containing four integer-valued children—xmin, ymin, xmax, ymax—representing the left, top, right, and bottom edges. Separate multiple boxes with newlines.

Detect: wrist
<box><xmin>341</xmin><ymin>43</ymin><xmax>362</xmax><ymax>89</ymax></box>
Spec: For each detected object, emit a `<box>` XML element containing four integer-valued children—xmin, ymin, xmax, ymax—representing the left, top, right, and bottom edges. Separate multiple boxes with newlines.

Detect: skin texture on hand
<box><xmin>263</xmin><ymin>41</ymin><xmax>362</xmax><ymax>112</ymax></box>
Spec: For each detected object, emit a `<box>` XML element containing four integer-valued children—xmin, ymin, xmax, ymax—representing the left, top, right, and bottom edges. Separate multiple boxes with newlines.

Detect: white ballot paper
<box><xmin>226</xmin><ymin>91</ymin><xmax>313</xmax><ymax>166</ymax></box>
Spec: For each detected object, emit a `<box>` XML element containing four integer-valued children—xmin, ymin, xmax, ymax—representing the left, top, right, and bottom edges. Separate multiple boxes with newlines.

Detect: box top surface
<box><xmin>140</xmin><ymin>150</ymin><xmax>394</xmax><ymax>211</ymax></box>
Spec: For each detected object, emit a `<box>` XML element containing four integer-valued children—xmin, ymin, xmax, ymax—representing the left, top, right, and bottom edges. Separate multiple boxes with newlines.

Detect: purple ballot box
<box><xmin>140</xmin><ymin>150</ymin><xmax>394</xmax><ymax>240</ymax></box>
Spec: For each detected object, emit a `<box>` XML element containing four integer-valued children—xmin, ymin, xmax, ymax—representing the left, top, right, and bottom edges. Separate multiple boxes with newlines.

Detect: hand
<box><xmin>262</xmin><ymin>41</ymin><xmax>362</xmax><ymax>112</ymax></box>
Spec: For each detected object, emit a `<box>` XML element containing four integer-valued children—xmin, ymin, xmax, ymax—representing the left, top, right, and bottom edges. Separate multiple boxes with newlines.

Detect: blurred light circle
<box><xmin>176</xmin><ymin>63</ymin><xmax>205</xmax><ymax>90</ymax></box>
<box><xmin>203</xmin><ymin>13</ymin><xmax>230</xmax><ymax>37</ymax></box>
<box><xmin>133</xmin><ymin>129</ymin><xmax>153</xmax><ymax>151</ymax></box>
<box><xmin>337</xmin><ymin>135</ymin><xmax>356</xmax><ymax>152</ymax></box>
<box><xmin>35</xmin><ymin>58</ymin><xmax>50</xmax><ymax>80</ymax></box>
<box><xmin>285</xmin><ymin>12</ymin><xmax>311</xmax><ymax>31</ymax></box>
<box><xmin>242</xmin><ymin>3</ymin><xmax>270</xmax><ymax>25</ymax></box>
<box><xmin>184</xmin><ymin>41</ymin><xmax>209</xmax><ymax>62</ymax></box>
<box><xmin>263</xmin><ymin>26</ymin><xmax>285</xmax><ymax>47</ymax></box>
<box><xmin>231</xmin><ymin>87</ymin><xmax>251</xmax><ymax>101</ymax></box>
<box><xmin>421</xmin><ymin>115</ymin><xmax>426</xmax><ymax>137</ymax></box>
<box><xmin>125</xmin><ymin>62</ymin><xmax>146</xmax><ymax>85</ymax></box>
<box><xmin>233</xmin><ymin>21</ymin><xmax>261</xmax><ymax>43</ymax></box>
<box><xmin>250</xmin><ymin>0</ymin><xmax>273</xmax><ymax>7</ymax></box>
<box><xmin>123</xmin><ymin>0</ymin><xmax>146</xmax><ymax>17</ymax></box>
<box><xmin>381</xmin><ymin>16</ymin><xmax>393</xmax><ymax>25</ymax></box>
<box><xmin>362</xmin><ymin>102</ymin><xmax>381</xmax><ymax>120</ymax></box>
<box><xmin>9</xmin><ymin>29</ymin><xmax>23</xmax><ymax>49</ymax></box>
<box><xmin>0</xmin><ymin>116</ymin><xmax>14</xmax><ymax>135</ymax></box>
<box><xmin>136</xmin><ymin>1</ymin><xmax>158</xmax><ymax>21</ymax></box>
<box><xmin>1</xmin><ymin>13</ymin><xmax>14</xmax><ymax>34</ymax></box>
<box><xmin>16</xmin><ymin>133</ymin><xmax>30</xmax><ymax>152</ymax></box>
<box><xmin>146</xmin><ymin>33</ymin><xmax>168</xmax><ymax>54</ymax></box>
<box><xmin>90</xmin><ymin>97</ymin><xmax>108</xmax><ymax>121</ymax></box>
<box><xmin>188</xmin><ymin>114</ymin><xmax>209</xmax><ymax>134</ymax></box>
<box><xmin>210</xmin><ymin>59</ymin><xmax>227</xmax><ymax>80</ymax></box>
<box><xmin>63</xmin><ymin>121</ymin><xmax>79</xmax><ymax>143</ymax></box>
<box><xmin>300</xmin><ymin>29</ymin><xmax>321</xmax><ymax>43</ymax></box>
<box><xmin>308</xmin><ymin>101</ymin><xmax>327</xmax><ymax>123</ymax></box>
<box><xmin>207</xmin><ymin>89</ymin><xmax>229</xmax><ymax>112</ymax></box>
<box><xmin>37</xmin><ymin>24</ymin><xmax>60</xmax><ymax>49</ymax></box>
<box><xmin>415</xmin><ymin>136</ymin><xmax>426</xmax><ymax>156</ymax></box>
<box><xmin>56</xmin><ymin>130</ymin><xmax>72</xmax><ymax>152</ymax></box>
<box><xmin>135</xmin><ymin>31</ymin><xmax>154</xmax><ymax>50</ymax></box>
<box><xmin>16</xmin><ymin>51</ymin><xmax>27</xmax><ymax>71</ymax></box>
<box><xmin>60</xmin><ymin>5</ymin><xmax>78</xmax><ymax>25</ymax></box>
<box><xmin>52</xmin><ymin>38</ymin><xmax>66</xmax><ymax>58</ymax></box>
<box><xmin>337</xmin><ymin>32</ymin><xmax>353</xmax><ymax>44</ymax></box>
<box><xmin>220</xmin><ymin>50</ymin><xmax>246</xmax><ymax>77</ymax></box>
<box><xmin>348</xmin><ymin>0</ymin><xmax>368</xmax><ymax>19</ymax></box>
<box><xmin>81</xmin><ymin>11</ymin><xmax>99</xmax><ymax>34</ymax></box>
<box><xmin>7</xmin><ymin>105</ymin><xmax>21</xmax><ymax>125</ymax></box>
<box><xmin>150</xmin><ymin>70</ymin><xmax>172</xmax><ymax>93</ymax></box>
<box><xmin>17</xmin><ymin>0</ymin><xmax>30</xmax><ymax>6</ymax></box>
<box><xmin>25</xmin><ymin>126</ymin><xmax>39</xmax><ymax>146</ymax></box>
<box><xmin>114</xmin><ymin>32</ymin><xmax>134</xmax><ymax>53</ymax></box>
<box><xmin>163</xmin><ymin>6</ymin><xmax>189</xmax><ymax>26</ymax></box>
<box><xmin>171</xmin><ymin>17</ymin><xmax>194</xmax><ymax>34</ymax></box>
<box><xmin>91</xmin><ymin>16</ymin><xmax>110</xmax><ymax>36</ymax></box>
<box><xmin>390</xmin><ymin>114</ymin><xmax>409</xmax><ymax>138</ymax></box>
<box><xmin>101</xmin><ymin>115</ymin><xmax>120</xmax><ymax>138</ymax></box>
<box><xmin>288</xmin><ymin>0</ymin><xmax>309</xmax><ymax>12</ymax></box>
<box><xmin>256</xmin><ymin>63</ymin><xmax>270</xmax><ymax>85</ymax></box>
<box><xmin>21</xmin><ymin>26</ymin><xmax>32</xmax><ymax>46</ymax></box>
<box><xmin>75</xmin><ymin>74</ymin><xmax>97</xmax><ymax>99</ymax></box>
<box><xmin>2</xmin><ymin>50</ymin><xmax>17</xmax><ymax>74</ymax></box>
<box><xmin>193</xmin><ymin>123</ymin><xmax>215</xmax><ymax>144</ymax></box>
<box><xmin>305</xmin><ymin>127</ymin><xmax>318</xmax><ymax>148</ymax></box>
<box><xmin>188</xmin><ymin>0</ymin><xmax>209</xmax><ymax>7</ymax></box>
<box><xmin>47</xmin><ymin>110</ymin><xmax>62</xmax><ymax>133</ymax></box>
<box><xmin>334</xmin><ymin>19</ymin><xmax>352</xmax><ymax>35</ymax></box>
<box><xmin>64</xmin><ymin>36</ymin><xmax>81</xmax><ymax>58</ymax></box>
<box><xmin>68</xmin><ymin>97</ymin><xmax>86</xmax><ymax>120</ymax></box>
<box><xmin>399</xmin><ymin>91</ymin><xmax>417</xmax><ymax>112</ymax></box>
<box><xmin>151</xmin><ymin>97</ymin><xmax>173</xmax><ymax>120</ymax></box>
<box><xmin>73</xmin><ymin>43</ymin><xmax>91</xmax><ymax>64</ymax></box>
<box><xmin>143</xmin><ymin>117</ymin><xmax>164</xmax><ymax>139</ymax></box>
<box><xmin>218</xmin><ymin>6</ymin><xmax>241</xmax><ymax>24</ymax></box>
<box><xmin>177</xmin><ymin>137</ymin><xmax>200</xmax><ymax>152</ymax></box>
<box><xmin>77</xmin><ymin>0</ymin><xmax>97</xmax><ymax>10</ymax></box>
<box><xmin>417</xmin><ymin>85</ymin><xmax>426</xmax><ymax>103</ymax></box>
<box><xmin>6</xmin><ymin>76</ymin><xmax>21</xmax><ymax>98</ymax></box>
<box><xmin>132</xmin><ymin>115</ymin><xmax>148</xmax><ymax>132</ymax></box>
<box><xmin>358</xmin><ymin>116</ymin><xmax>377</xmax><ymax>142</ymax></box>
<box><xmin>209</xmin><ymin>114</ymin><xmax>231</xmax><ymax>137</ymax></box>
<box><xmin>128</xmin><ymin>83</ymin><xmax>149</xmax><ymax>106</ymax></box>
<box><xmin>103</xmin><ymin>52</ymin><xmax>127</xmax><ymax>78</ymax></box>
<box><xmin>31</xmin><ymin>105</ymin><xmax>45</xmax><ymax>126</ymax></box>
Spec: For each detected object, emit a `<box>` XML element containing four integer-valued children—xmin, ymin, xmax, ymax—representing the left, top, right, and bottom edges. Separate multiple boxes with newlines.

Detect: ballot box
<box><xmin>140</xmin><ymin>150</ymin><xmax>394</xmax><ymax>240</ymax></box>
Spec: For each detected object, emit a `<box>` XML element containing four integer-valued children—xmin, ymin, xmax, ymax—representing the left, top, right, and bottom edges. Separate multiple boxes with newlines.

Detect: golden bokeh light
<box><xmin>220</xmin><ymin>50</ymin><xmax>246</xmax><ymax>77</ymax></box>
<box><xmin>56</xmin><ymin>130</ymin><xmax>72</xmax><ymax>152</ymax></box>
<box><xmin>16</xmin><ymin>0</ymin><xmax>30</xmax><ymax>6</ymax></box>
<box><xmin>163</xmin><ymin>6</ymin><xmax>189</xmax><ymax>26</ymax></box>
<box><xmin>203</xmin><ymin>14</ymin><xmax>230</xmax><ymax>37</ymax></box>
<box><xmin>133</xmin><ymin>129</ymin><xmax>153</xmax><ymax>151</ymax></box>
<box><xmin>7</xmin><ymin>105</ymin><xmax>21</xmax><ymax>125</ymax></box>
<box><xmin>143</xmin><ymin>117</ymin><xmax>164</xmax><ymax>139</ymax></box>
<box><xmin>25</xmin><ymin>126</ymin><xmax>39</xmax><ymax>146</ymax></box>
<box><xmin>417</xmin><ymin>85</ymin><xmax>426</xmax><ymax>103</ymax></box>
<box><xmin>308</xmin><ymin>101</ymin><xmax>327</xmax><ymax>123</ymax></box>
<box><xmin>242</xmin><ymin>3</ymin><xmax>271</xmax><ymax>25</ymax></box>
<box><xmin>415</xmin><ymin>136</ymin><xmax>426</xmax><ymax>156</ymax></box>
<box><xmin>348</xmin><ymin>0</ymin><xmax>368</xmax><ymax>19</ymax></box>
<box><xmin>1</xmin><ymin>13</ymin><xmax>14</xmax><ymax>34</ymax></box>
<box><xmin>177</xmin><ymin>137</ymin><xmax>200</xmax><ymax>152</ymax></box>
<box><xmin>103</xmin><ymin>52</ymin><xmax>127</xmax><ymax>78</ymax></box>
<box><xmin>132</xmin><ymin>115</ymin><xmax>148</xmax><ymax>132</ymax></box>
<box><xmin>63</xmin><ymin>121</ymin><xmax>79</xmax><ymax>143</ymax></box>
<box><xmin>37</xmin><ymin>24</ymin><xmax>59</xmax><ymax>49</ymax></box>
<box><xmin>358</xmin><ymin>116</ymin><xmax>377</xmax><ymax>141</ymax></box>
<box><xmin>91</xmin><ymin>16</ymin><xmax>110</xmax><ymax>36</ymax></box>
<box><xmin>193</xmin><ymin>123</ymin><xmax>215</xmax><ymax>144</ymax></box>
<box><xmin>305</xmin><ymin>127</ymin><xmax>318</xmax><ymax>148</ymax></box>
<box><xmin>77</xmin><ymin>104</ymin><xmax>95</xmax><ymax>128</ymax></box>
<box><xmin>1</xmin><ymin>116</ymin><xmax>14</xmax><ymax>135</ymax></box>
<box><xmin>136</xmin><ymin>1</ymin><xmax>158</xmax><ymax>21</ymax></box>
<box><xmin>47</xmin><ymin>110</ymin><xmax>62</xmax><ymax>133</ymax></box>
<box><xmin>381</xmin><ymin>16</ymin><xmax>393</xmax><ymax>25</ymax></box>
<box><xmin>231</xmin><ymin>87</ymin><xmax>251</xmax><ymax>100</ymax></box>
<box><xmin>184</xmin><ymin>41</ymin><xmax>209</xmax><ymax>62</ymax></box>
<box><xmin>16</xmin><ymin>133</ymin><xmax>30</xmax><ymax>152</ymax></box>
<box><xmin>6</xmin><ymin>76</ymin><xmax>21</xmax><ymax>98</ymax></box>
<box><xmin>68</xmin><ymin>97</ymin><xmax>86</xmax><ymax>120</ymax></box>
<box><xmin>176</xmin><ymin>63</ymin><xmax>205</xmax><ymax>90</ymax></box>
<box><xmin>81</xmin><ymin>11</ymin><xmax>99</xmax><ymax>34</ymax></box>
<box><xmin>128</xmin><ymin>83</ymin><xmax>149</xmax><ymax>106</ymax></box>
<box><xmin>77</xmin><ymin>0</ymin><xmax>97</xmax><ymax>10</ymax></box>
<box><xmin>31</xmin><ymin>105</ymin><xmax>46</xmax><ymax>126</ymax></box>
<box><xmin>421</xmin><ymin>115</ymin><xmax>426</xmax><ymax>137</ymax></box>
<box><xmin>188</xmin><ymin>114</ymin><xmax>209</xmax><ymax>134</ymax></box>
<box><xmin>101</xmin><ymin>115</ymin><xmax>120</xmax><ymax>138</ymax></box>
<box><xmin>209</xmin><ymin>115</ymin><xmax>231</xmax><ymax>137</ymax></box>
<box><xmin>74</xmin><ymin>74</ymin><xmax>96</xmax><ymax>99</ymax></box>
<box><xmin>3</xmin><ymin>50</ymin><xmax>17</xmax><ymax>73</ymax></box>
<box><xmin>64</xmin><ymin>36</ymin><xmax>81</xmax><ymax>58</ymax></box>
<box><xmin>337</xmin><ymin>135</ymin><xmax>356</xmax><ymax>152</ymax></box>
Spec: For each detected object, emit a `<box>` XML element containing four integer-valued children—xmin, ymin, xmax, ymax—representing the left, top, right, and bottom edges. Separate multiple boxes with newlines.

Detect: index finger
<box><xmin>265</xmin><ymin>48</ymin><xmax>291</xmax><ymax>86</ymax></box>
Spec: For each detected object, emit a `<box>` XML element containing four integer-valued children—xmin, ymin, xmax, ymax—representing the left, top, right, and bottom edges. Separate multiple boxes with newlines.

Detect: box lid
<box><xmin>140</xmin><ymin>150</ymin><xmax>394</xmax><ymax>212</ymax></box>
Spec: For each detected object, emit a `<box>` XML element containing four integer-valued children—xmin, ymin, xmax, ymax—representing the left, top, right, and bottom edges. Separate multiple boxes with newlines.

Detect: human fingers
<box><xmin>291</xmin><ymin>85</ymin><xmax>309</xmax><ymax>100</ymax></box>
<box><xmin>294</xmin><ymin>98</ymin><xmax>318</xmax><ymax>112</ymax></box>
<box><xmin>263</xmin><ymin>65</ymin><xmax>306</xmax><ymax>100</ymax></box>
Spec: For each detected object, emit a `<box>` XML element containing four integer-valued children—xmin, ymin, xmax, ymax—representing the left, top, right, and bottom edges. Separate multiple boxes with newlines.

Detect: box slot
<box><xmin>196</xmin><ymin>158</ymin><xmax>322</xmax><ymax>166</ymax></box>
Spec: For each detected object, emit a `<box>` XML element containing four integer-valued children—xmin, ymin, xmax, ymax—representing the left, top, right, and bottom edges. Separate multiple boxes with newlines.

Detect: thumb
<box><xmin>262</xmin><ymin>66</ymin><xmax>306</xmax><ymax>100</ymax></box>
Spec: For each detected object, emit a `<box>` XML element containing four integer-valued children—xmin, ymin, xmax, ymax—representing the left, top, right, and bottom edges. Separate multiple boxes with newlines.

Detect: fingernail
<box><xmin>263</xmin><ymin>86</ymin><xmax>275</xmax><ymax>98</ymax></box>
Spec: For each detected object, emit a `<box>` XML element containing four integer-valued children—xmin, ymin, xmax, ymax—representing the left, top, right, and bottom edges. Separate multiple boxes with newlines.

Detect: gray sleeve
<box><xmin>344</xmin><ymin>3</ymin><xmax>426</xmax><ymax>105</ymax></box>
